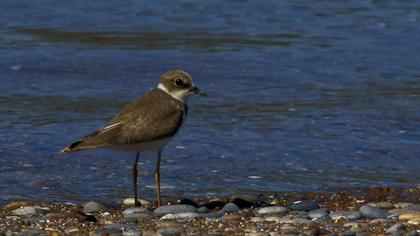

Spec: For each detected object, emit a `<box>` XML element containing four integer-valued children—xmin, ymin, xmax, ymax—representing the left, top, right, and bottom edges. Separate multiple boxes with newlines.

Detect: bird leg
<box><xmin>155</xmin><ymin>150</ymin><xmax>162</xmax><ymax>207</ymax></box>
<box><xmin>132</xmin><ymin>152</ymin><xmax>141</xmax><ymax>207</ymax></box>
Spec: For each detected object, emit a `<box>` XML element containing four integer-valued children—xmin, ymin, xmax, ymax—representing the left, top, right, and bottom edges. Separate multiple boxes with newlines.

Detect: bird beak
<box><xmin>192</xmin><ymin>86</ymin><xmax>207</xmax><ymax>97</ymax></box>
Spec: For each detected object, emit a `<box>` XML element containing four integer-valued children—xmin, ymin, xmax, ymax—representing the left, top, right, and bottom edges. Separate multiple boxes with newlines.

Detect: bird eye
<box><xmin>174</xmin><ymin>78</ymin><xmax>183</xmax><ymax>86</ymax></box>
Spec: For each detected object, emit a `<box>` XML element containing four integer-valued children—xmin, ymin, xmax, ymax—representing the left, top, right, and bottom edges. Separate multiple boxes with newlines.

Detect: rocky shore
<box><xmin>1</xmin><ymin>187</ymin><xmax>419</xmax><ymax>236</ymax></box>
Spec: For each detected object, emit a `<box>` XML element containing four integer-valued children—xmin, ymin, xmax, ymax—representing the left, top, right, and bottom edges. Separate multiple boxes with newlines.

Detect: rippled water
<box><xmin>0</xmin><ymin>1</ymin><xmax>419</xmax><ymax>204</ymax></box>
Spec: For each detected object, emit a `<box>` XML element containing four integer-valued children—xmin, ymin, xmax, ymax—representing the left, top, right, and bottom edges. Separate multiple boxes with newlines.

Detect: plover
<box><xmin>61</xmin><ymin>70</ymin><xmax>206</xmax><ymax>207</ymax></box>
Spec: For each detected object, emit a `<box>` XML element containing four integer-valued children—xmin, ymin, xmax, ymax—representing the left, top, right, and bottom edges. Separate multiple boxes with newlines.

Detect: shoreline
<box><xmin>1</xmin><ymin>187</ymin><xmax>419</xmax><ymax>235</ymax></box>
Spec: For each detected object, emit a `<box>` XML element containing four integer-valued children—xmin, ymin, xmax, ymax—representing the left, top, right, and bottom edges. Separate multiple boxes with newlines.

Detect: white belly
<box><xmin>110</xmin><ymin>137</ymin><xmax>172</xmax><ymax>152</ymax></box>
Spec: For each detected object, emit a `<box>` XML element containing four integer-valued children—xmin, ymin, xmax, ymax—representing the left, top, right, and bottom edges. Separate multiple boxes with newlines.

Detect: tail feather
<box><xmin>60</xmin><ymin>123</ymin><xmax>122</xmax><ymax>153</ymax></box>
<box><xmin>60</xmin><ymin>140</ymin><xmax>84</xmax><ymax>153</ymax></box>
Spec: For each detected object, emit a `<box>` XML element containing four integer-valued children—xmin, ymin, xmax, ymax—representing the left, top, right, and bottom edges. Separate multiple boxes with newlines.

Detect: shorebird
<box><xmin>61</xmin><ymin>70</ymin><xmax>206</xmax><ymax>207</ymax></box>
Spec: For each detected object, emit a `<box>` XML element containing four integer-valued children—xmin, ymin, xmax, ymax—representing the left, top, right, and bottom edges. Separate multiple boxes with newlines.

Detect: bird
<box><xmin>61</xmin><ymin>70</ymin><xmax>206</xmax><ymax>207</ymax></box>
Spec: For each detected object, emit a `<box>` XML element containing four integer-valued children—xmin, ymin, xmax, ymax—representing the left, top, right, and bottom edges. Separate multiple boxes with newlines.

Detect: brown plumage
<box><xmin>61</xmin><ymin>89</ymin><xmax>186</xmax><ymax>153</ymax></box>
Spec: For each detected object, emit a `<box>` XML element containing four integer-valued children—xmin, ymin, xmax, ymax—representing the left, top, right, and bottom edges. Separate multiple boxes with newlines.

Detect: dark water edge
<box><xmin>0</xmin><ymin>1</ymin><xmax>420</xmax><ymax>204</ymax></box>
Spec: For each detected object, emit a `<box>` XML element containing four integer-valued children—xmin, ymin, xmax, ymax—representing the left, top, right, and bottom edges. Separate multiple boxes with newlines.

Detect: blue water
<box><xmin>0</xmin><ymin>1</ymin><xmax>419</xmax><ymax>204</ymax></box>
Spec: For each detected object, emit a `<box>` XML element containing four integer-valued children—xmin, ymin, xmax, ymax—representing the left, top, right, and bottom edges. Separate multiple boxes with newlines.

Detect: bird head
<box><xmin>158</xmin><ymin>70</ymin><xmax>207</xmax><ymax>101</ymax></box>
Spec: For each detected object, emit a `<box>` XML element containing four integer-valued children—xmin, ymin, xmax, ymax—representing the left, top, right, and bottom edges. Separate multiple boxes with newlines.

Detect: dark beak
<box><xmin>192</xmin><ymin>86</ymin><xmax>207</xmax><ymax>97</ymax></box>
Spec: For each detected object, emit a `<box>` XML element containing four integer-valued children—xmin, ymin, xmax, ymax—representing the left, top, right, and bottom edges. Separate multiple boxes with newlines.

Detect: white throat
<box><xmin>158</xmin><ymin>83</ymin><xmax>189</xmax><ymax>102</ymax></box>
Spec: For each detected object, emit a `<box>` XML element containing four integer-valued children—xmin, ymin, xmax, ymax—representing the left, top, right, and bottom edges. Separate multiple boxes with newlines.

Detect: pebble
<box><xmin>407</xmin><ymin>218</ymin><xmax>420</xmax><ymax>225</ymax></box>
<box><xmin>219</xmin><ymin>203</ymin><xmax>240</xmax><ymax>214</ymax></box>
<box><xmin>178</xmin><ymin>198</ymin><xmax>200</xmax><ymax>208</ymax></box>
<box><xmin>308</xmin><ymin>208</ymin><xmax>329</xmax><ymax>219</ymax></box>
<box><xmin>339</xmin><ymin>231</ymin><xmax>356</xmax><ymax>236</ymax></box>
<box><xmin>122</xmin><ymin>198</ymin><xmax>151</xmax><ymax>207</ymax></box>
<box><xmin>153</xmin><ymin>204</ymin><xmax>196</xmax><ymax>217</ymax></box>
<box><xmin>359</xmin><ymin>205</ymin><xmax>391</xmax><ymax>219</ymax></box>
<box><xmin>369</xmin><ymin>218</ymin><xmax>392</xmax><ymax>224</ymax></box>
<box><xmin>399</xmin><ymin>212</ymin><xmax>420</xmax><ymax>221</ymax></box>
<box><xmin>394</xmin><ymin>203</ymin><xmax>413</xmax><ymax>209</ymax></box>
<box><xmin>92</xmin><ymin>227</ymin><xmax>122</xmax><ymax>236</ymax></box>
<box><xmin>3</xmin><ymin>201</ymin><xmax>33</xmax><ymax>210</ymax></box>
<box><xmin>12</xmin><ymin>206</ymin><xmax>37</xmax><ymax>216</ymax></box>
<box><xmin>264</xmin><ymin>216</ymin><xmax>281</xmax><ymax>222</ymax></box>
<box><xmin>157</xmin><ymin>226</ymin><xmax>185</xmax><ymax>235</ymax></box>
<box><xmin>288</xmin><ymin>218</ymin><xmax>312</xmax><ymax>224</ymax></box>
<box><xmin>196</xmin><ymin>206</ymin><xmax>209</xmax><ymax>213</ymax></box>
<box><xmin>221</xmin><ymin>213</ymin><xmax>241</xmax><ymax>222</ymax></box>
<box><xmin>372</xmin><ymin>201</ymin><xmax>394</xmax><ymax>209</ymax></box>
<box><xmin>291</xmin><ymin>200</ymin><xmax>319</xmax><ymax>211</ymax></box>
<box><xmin>161</xmin><ymin>212</ymin><xmax>201</xmax><ymax>219</ymax></box>
<box><xmin>250</xmin><ymin>217</ymin><xmax>265</xmax><ymax>223</ymax></box>
<box><xmin>83</xmin><ymin>201</ymin><xmax>107</xmax><ymax>213</ymax></box>
<box><xmin>123</xmin><ymin>229</ymin><xmax>141</xmax><ymax>236</ymax></box>
<box><xmin>386</xmin><ymin>223</ymin><xmax>406</xmax><ymax>233</ymax></box>
<box><xmin>44</xmin><ymin>213</ymin><xmax>65</xmax><ymax>219</ymax></box>
<box><xmin>257</xmin><ymin>206</ymin><xmax>288</xmax><ymax>214</ymax></box>
<box><xmin>64</xmin><ymin>228</ymin><xmax>80</xmax><ymax>234</ymax></box>
<box><xmin>344</xmin><ymin>222</ymin><xmax>365</xmax><ymax>232</ymax></box>
<box><xmin>122</xmin><ymin>207</ymin><xmax>148</xmax><ymax>215</ymax></box>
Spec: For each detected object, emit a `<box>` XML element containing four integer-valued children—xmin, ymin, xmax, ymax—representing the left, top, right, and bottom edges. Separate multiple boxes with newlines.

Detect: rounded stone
<box><xmin>161</xmin><ymin>212</ymin><xmax>201</xmax><ymax>220</ymax></box>
<box><xmin>3</xmin><ymin>201</ymin><xmax>33</xmax><ymax>210</ymax></box>
<box><xmin>157</xmin><ymin>226</ymin><xmax>185</xmax><ymax>236</ymax></box>
<box><xmin>153</xmin><ymin>204</ymin><xmax>196</xmax><ymax>217</ymax></box>
<box><xmin>219</xmin><ymin>203</ymin><xmax>240</xmax><ymax>214</ymax></box>
<box><xmin>308</xmin><ymin>208</ymin><xmax>329</xmax><ymax>219</ymax></box>
<box><xmin>12</xmin><ymin>206</ymin><xmax>37</xmax><ymax>216</ymax></box>
<box><xmin>386</xmin><ymin>223</ymin><xmax>406</xmax><ymax>233</ymax></box>
<box><xmin>407</xmin><ymin>218</ymin><xmax>420</xmax><ymax>225</ymax></box>
<box><xmin>122</xmin><ymin>198</ymin><xmax>151</xmax><ymax>207</ymax></box>
<box><xmin>83</xmin><ymin>201</ymin><xmax>107</xmax><ymax>213</ymax></box>
<box><xmin>399</xmin><ymin>212</ymin><xmax>420</xmax><ymax>221</ymax></box>
<box><xmin>122</xmin><ymin>207</ymin><xmax>148</xmax><ymax>215</ymax></box>
<box><xmin>257</xmin><ymin>206</ymin><xmax>288</xmax><ymax>214</ymax></box>
<box><xmin>196</xmin><ymin>206</ymin><xmax>209</xmax><ymax>213</ymax></box>
<box><xmin>291</xmin><ymin>200</ymin><xmax>319</xmax><ymax>211</ymax></box>
<box><xmin>250</xmin><ymin>217</ymin><xmax>265</xmax><ymax>223</ymax></box>
<box><xmin>359</xmin><ymin>205</ymin><xmax>391</xmax><ymax>219</ymax></box>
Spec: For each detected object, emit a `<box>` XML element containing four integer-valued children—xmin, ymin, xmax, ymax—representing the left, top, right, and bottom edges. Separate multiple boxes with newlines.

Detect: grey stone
<box><xmin>391</xmin><ymin>230</ymin><xmax>406</xmax><ymax>236</ymax></box>
<box><xmin>92</xmin><ymin>227</ymin><xmax>122</xmax><ymax>236</ymax></box>
<box><xmin>201</xmin><ymin>212</ymin><xmax>221</xmax><ymax>220</ymax></box>
<box><xmin>407</xmin><ymin>230</ymin><xmax>419</xmax><ymax>236</ymax></box>
<box><xmin>251</xmin><ymin>217</ymin><xmax>265</xmax><ymax>223</ymax></box>
<box><xmin>83</xmin><ymin>201</ymin><xmax>107</xmax><ymax>213</ymax></box>
<box><xmin>19</xmin><ymin>229</ymin><xmax>47</xmax><ymax>236</ymax></box>
<box><xmin>308</xmin><ymin>208</ymin><xmax>329</xmax><ymax>219</ymax></box>
<box><xmin>43</xmin><ymin>212</ymin><xmax>65</xmax><ymax>219</ymax></box>
<box><xmin>311</xmin><ymin>215</ymin><xmax>331</xmax><ymax>224</ymax></box>
<box><xmin>291</xmin><ymin>201</ymin><xmax>319</xmax><ymax>211</ymax></box>
<box><xmin>257</xmin><ymin>206</ymin><xmax>288</xmax><ymax>214</ymax></box>
<box><xmin>219</xmin><ymin>203</ymin><xmax>240</xmax><ymax>213</ymax></box>
<box><xmin>12</xmin><ymin>207</ymin><xmax>37</xmax><ymax>216</ymax></box>
<box><xmin>154</xmin><ymin>204</ymin><xmax>196</xmax><ymax>217</ymax></box>
<box><xmin>359</xmin><ymin>205</ymin><xmax>391</xmax><ymax>219</ymax></box>
<box><xmin>123</xmin><ymin>229</ymin><xmax>141</xmax><ymax>236</ymax></box>
<box><xmin>197</xmin><ymin>206</ymin><xmax>209</xmax><ymax>213</ymax></box>
<box><xmin>288</xmin><ymin>217</ymin><xmax>312</xmax><ymax>224</ymax></box>
<box><xmin>161</xmin><ymin>212</ymin><xmax>201</xmax><ymax>219</ymax></box>
<box><xmin>158</xmin><ymin>226</ymin><xmax>185</xmax><ymax>236</ymax></box>
<box><xmin>122</xmin><ymin>207</ymin><xmax>148</xmax><ymax>215</ymax></box>
<box><xmin>123</xmin><ymin>212</ymin><xmax>154</xmax><ymax>222</ymax></box>
<box><xmin>346</xmin><ymin>211</ymin><xmax>362</xmax><ymax>220</ymax></box>
<box><xmin>338</xmin><ymin>231</ymin><xmax>356</xmax><ymax>236</ymax></box>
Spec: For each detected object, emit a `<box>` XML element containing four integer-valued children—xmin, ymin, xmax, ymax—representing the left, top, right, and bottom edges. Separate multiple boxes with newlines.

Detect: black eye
<box><xmin>174</xmin><ymin>78</ymin><xmax>183</xmax><ymax>86</ymax></box>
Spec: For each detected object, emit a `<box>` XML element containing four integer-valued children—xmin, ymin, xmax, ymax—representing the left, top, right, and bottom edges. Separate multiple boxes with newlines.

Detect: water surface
<box><xmin>0</xmin><ymin>0</ymin><xmax>419</xmax><ymax>204</ymax></box>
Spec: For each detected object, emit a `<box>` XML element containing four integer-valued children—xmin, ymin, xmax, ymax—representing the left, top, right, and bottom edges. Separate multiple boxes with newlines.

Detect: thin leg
<box><xmin>132</xmin><ymin>152</ymin><xmax>141</xmax><ymax>207</ymax></box>
<box><xmin>155</xmin><ymin>150</ymin><xmax>162</xmax><ymax>207</ymax></box>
